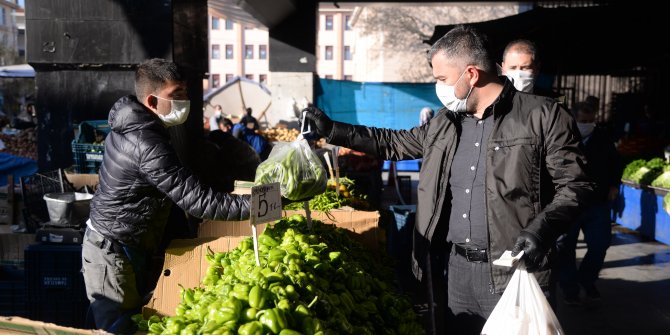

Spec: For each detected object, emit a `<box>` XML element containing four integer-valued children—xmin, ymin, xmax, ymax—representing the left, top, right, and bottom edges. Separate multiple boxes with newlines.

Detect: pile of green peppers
<box><xmin>254</xmin><ymin>140</ymin><xmax>327</xmax><ymax>201</ymax></box>
<box><xmin>135</xmin><ymin>214</ymin><xmax>423</xmax><ymax>335</ymax></box>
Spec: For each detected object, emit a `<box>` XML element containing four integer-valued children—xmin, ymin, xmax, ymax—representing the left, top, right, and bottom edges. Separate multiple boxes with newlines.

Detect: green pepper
<box><xmin>259</xmin><ymin>234</ymin><xmax>279</xmax><ymax>247</ymax></box>
<box><xmin>148</xmin><ymin>322</ymin><xmax>164</xmax><ymax>334</ymax></box>
<box><xmin>243</xmin><ymin>307</ymin><xmax>259</xmax><ymax>322</ymax></box>
<box><xmin>238</xmin><ymin>321</ymin><xmax>264</xmax><ymax>335</ymax></box>
<box><xmin>276</xmin><ymin>298</ymin><xmax>292</xmax><ymax>311</ymax></box>
<box><xmin>249</xmin><ymin>285</ymin><xmax>268</xmax><ymax>309</ymax></box>
<box><xmin>279</xmin><ymin>329</ymin><xmax>304</xmax><ymax>335</ymax></box>
<box><xmin>259</xmin><ymin>307</ymin><xmax>288</xmax><ymax>334</ymax></box>
<box><xmin>179</xmin><ymin>323</ymin><xmax>198</xmax><ymax>335</ymax></box>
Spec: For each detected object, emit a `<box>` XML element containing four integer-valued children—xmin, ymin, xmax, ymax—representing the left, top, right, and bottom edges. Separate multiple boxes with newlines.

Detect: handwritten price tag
<box><xmin>250</xmin><ymin>183</ymin><xmax>282</xmax><ymax>225</ymax></box>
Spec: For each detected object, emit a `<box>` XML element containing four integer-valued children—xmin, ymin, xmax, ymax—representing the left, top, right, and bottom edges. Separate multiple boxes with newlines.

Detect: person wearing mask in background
<box><xmin>208</xmin><ymin>104</ymin><xmax>223</xmax><ymax>131</ymax></box>
<box><xmin>501</xmin><ymin>39</ymin><xmax>564</xmax><ymax>102</ymax></box>
<box><xmin>239</xmin><ymin>107</ymin><xmax>260</xmax><ymax>131</ymax></box>
<box><xmin>303</xmin><ymin>25</ymin><xmax>593</xmax><ymax>334</ymax></box>
<box><xmin>556</xmin><ymin>101</ymin><xmax>623</xmax><ymax>307</ymax></box>
<box><xmin>83</xmin><ymin>58</ymin><xmax>251</xmax><ymax>334</ymax></box>
<box><xmin>419</xmin><ymin>106</ymin><xmax>435</xmax><ymax>126</ymax></box>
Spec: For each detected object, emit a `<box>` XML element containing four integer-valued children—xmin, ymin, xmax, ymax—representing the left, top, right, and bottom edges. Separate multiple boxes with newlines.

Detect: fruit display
<box><xmin>0</xmin><ymin>127</ymin><xmax>37</xmax><ymax>160</ymax></box>
<box><xmin>261</xmin><ymin>128</ymin><xmax>301</xmax><ymax>142</ymax></box>
<box><xmin>135</xmin><ymin>215</ymin><xmax>424</xmax><ymax>335</ymax></box>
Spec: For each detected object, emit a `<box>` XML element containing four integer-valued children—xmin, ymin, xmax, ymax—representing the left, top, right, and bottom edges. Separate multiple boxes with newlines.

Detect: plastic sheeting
<box><xmin>0</xmin><ymin>153</ymin><xmax>38</xmax><ymax>186</ymax></box>
<box><xmin>315</xmin><ymin>78</ymin><xmax>441</xmax><ymax>130</ymax></box>
<box><xmin>315</xmin><ymin>79</ymin><xmax>439</xmax><ymax>171</ymax></box>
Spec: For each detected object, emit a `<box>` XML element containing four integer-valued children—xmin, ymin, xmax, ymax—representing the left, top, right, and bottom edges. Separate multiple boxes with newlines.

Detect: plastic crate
<box><xmin>0</xmin><ymin>265</ymin><xmax>27</xmax><ymax>317</ymax></box>
<box><xmin>71</xmin><ymin>120</ymin><xmax>110</xmax><ymax>174</ymax></box>
<box><xmin>24</xmin><ymin>244</ymin><xmax>89</xmax><ymax>328</ymax></box>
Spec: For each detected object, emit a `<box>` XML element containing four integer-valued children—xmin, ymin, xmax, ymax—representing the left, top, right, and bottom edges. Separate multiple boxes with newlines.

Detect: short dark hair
<box><xmin>572</xmin><ymin>101</ymin><xmax>596</xmax><ymax>118</ymax></box>
<box><xmin>503</xmin><ymin>39</ymin><xmax>538</xmax><ymax>64</ymax></box>
<box><xmin>427</xmin><ymin>25</ymin><xmax>495</xmax><ymax>73</ymax></box>
<box><xmin>217</xmin><ymin>116</ymin><xmax>233</xmax><ymax>128</ymax></box>
<box><xmin>135</xmin><ymin>58</ymin><xmax>184</xmax><ymax>100</ymax></box>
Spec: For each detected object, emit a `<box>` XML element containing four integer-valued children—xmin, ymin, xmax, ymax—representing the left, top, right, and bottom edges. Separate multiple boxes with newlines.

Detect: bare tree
<box><xmin>353</xmin><ymin>4</ymin><xmax>519</xmax><ymax>82</ymax></box>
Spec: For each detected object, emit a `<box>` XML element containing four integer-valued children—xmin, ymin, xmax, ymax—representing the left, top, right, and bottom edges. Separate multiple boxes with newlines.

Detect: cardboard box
<box><xmin>145</xmin><ymin>209</ymin><xmax>381</xmax><ymax>318</ymax></box>
<box><xmin>200</xmin><ymin>209</ymin><xmax>381</xmax><ymax>250</ymax></box>
<box><xmin>64</xmin><ymin>172</ymin><xmax>99</xmax><ymax>192</ymax></box>
<box><xmin>0</xmin><ymin>233</ymin><xmax>35</xmax><ymax>265</ymax></box>
<box><xmin>0</xmin><ymin>316</ymin><xmax>111</xmax><ymax>335</ymax></box>
<box><xmin>143</xmin><ymin>236</ymin><xmax>246</xmax><ymax>318</ymax></box>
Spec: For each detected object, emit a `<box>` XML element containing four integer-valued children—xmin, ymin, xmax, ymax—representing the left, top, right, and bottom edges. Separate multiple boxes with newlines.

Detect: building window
<box><xmin>245</xmin><ymin>45</ymin><xmax>254</xmax><ymax>59</ymax></box>
<box><xmin>225</xmin><ymin>45</ymin><xmax>234</xmax><ymax>59</ymax></box>
<box><xmin>325</xmin><ymin>46</ymin><xmax>333</xmax><ymax>60</ymax></box>
<box><xmin>259</xmin><ymin>74</ymin><xmax>267</xmax><ymax>83</ymax></box>
<box><xmin>325</xmin><ymin>75</ymin><xmax>333</xmax><ymax>79</ymax></box>
<box><xmin>225</xmin><ymin>73</ymin><xmax>234</xmax><ymax>82</ymax></box>
<box><xmin>344</xmin><ymin>46</ymin><xmax>352</xmax><ymax>60</ymax></box>
<box><xmin>212</xmin><ymin>74</ymin><xmax>221</xmax><ymax>88</ymax></box>
<box><xmin>344</xmin><ymin>75</ymin><xmax>352</xmax><ymax>81</ymax></box>
<box><xmin>245</xmin><ymin>74</ymin><xmax>254</xmax><ymax>80</ymax></box>
<box><xmin>259</xmin><ymin>45</ymin><xmax>267</xmax><ymax>59</ymax></box>
<box><xmin>325</xmin><ymin>15</ymin><xmax>333</xmax><ymax>30</ymax></box>
<box><xmin>211</xmin><ymin>17</ymin><xmax>220</xmax><ymax>30</ymax></box>
<box><xmin>211</xmin><ymin>44</ymin><xmax>220</xmax><ymax>59</ymax></box>
<box><xmin>225</xmin><ymin>19</ymin><xmax>234</xmax><ymax>30</ymax></box>
<box><xmin>345</xmin><ymin>15</ymin><xmax>352</xmax><ymax>30</ymax></box>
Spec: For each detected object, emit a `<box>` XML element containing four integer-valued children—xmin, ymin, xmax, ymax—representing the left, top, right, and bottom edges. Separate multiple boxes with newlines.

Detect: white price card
<box><xmin>250</xmin><ymin>182</ymin><xmax>282</xmax><ymax>225</ymax></box>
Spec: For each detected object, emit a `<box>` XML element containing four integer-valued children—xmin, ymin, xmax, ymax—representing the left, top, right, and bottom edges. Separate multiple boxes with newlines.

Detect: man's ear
<box><xmin>144</xmin><ymin>94</ymin><xmax>158</xmax><ymax>111</ymax></box>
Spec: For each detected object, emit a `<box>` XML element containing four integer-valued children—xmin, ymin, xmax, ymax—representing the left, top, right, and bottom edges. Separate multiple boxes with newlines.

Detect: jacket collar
<box><xmin>490</xmin><ymin>77</ymin><xmax>516</xmax><ymax>119</ymax></box>
<box><xmin>108</xmin><ymin>95</ymin><xmax>168</xmax><ymax>135</ymax></box>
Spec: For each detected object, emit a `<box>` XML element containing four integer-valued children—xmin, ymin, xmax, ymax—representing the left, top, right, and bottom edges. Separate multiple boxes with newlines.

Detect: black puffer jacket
<box><xmin>326</xmin><ymin>79</ymin><xmax>593</xmax><ymax>292</ymax></box>
<box><xmin>89</xmin><ymin>96</ymin><xmax>250</xmax><ymax>251</ymax></box>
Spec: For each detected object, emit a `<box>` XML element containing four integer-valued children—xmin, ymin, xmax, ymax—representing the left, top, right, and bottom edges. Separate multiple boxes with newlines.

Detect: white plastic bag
<box><xmin>481</xmin><ymin>262</ymin><xmax>564</xmax><ymax>335</ymax></box>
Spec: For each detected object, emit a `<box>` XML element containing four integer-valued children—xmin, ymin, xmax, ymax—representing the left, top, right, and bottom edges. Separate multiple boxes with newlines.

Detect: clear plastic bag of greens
<box><xmin>254</xmin><ymin>138</ymin><xmax>327</xmax><ymax>201</ymax></box>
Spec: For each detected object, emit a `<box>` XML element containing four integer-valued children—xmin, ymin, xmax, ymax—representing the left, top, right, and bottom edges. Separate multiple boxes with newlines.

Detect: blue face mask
<box><xmin>435</xmin><ymin>68</ymin><xmax>473</xmax><ymax>113</ymax></box>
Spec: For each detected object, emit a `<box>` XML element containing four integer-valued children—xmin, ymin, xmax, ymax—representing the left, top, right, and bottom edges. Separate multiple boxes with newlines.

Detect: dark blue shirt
<box><xmin>446</xmin><ymin>111</ymin><xmax>495</xmax><ymax>248</ymax></box>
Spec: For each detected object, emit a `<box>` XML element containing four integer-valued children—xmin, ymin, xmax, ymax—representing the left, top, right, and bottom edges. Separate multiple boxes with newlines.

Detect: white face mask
<box><xmin>506</xmin><ymin>70</ymin><xmax>535</xmax><ymax>93</ymax></box>
<box><xmin>576</xmin><ymin>122</ymin><xmax>596</xmax><ymax>139</ymax></box>
<box><xmin>153</xmin><ymin>95</ymin><xmax>190</xmax><ymax>127</ymax></box>
<box><xmin>435</xmin><ymin>69</ymin><xmax>473</xmax><ymax>113</ymax></box>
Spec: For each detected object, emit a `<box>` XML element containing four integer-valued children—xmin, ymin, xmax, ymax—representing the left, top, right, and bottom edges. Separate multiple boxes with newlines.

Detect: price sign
<box><xmin>250</xmin><ymin>182</ymin><xmax>282</xmax><ymax>225</ymax></box>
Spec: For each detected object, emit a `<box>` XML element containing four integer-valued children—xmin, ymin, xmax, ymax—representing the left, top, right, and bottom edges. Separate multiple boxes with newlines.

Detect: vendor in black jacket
<box><xmin>303</xmin><ymin>25</ymin><xmax>593</xmax><ymax>334</ymax></box>
<box><xmin>82</xmin><ymin>58</ymin><xmax>251</xmax><ymax>334</ymax></box>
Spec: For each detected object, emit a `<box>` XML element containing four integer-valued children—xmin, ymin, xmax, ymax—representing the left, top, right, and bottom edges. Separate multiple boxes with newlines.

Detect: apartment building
<box><xmin>206</xmin><ymin>4</ymin><xmax>355</xmax><ymax>93</ymax></box>
<box><xmin>0</xmin><ymin>0</ymin><xmax>22</xmax><ymax>65</ymax></box>
<box><xmin>207</xmin><ymin>8</ymin><xmax>270</xmax><ymax>92</ymax></box>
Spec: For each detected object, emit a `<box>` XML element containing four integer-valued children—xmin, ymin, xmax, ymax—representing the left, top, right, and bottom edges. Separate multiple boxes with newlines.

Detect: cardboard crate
<box><xmin>0</xmin><ymin>316</ymin><xmax>110</xmax><ymax>335</ymax></box>
<box><xmin>143</xmin><ymin>236</ymin><xmax>246</xmax><ymax>318</ymax></box>
<box><xmin>64</xmin><ymin>172</ymin><xmax>99</xmax><ymax>192</ymax></box>
<box><xmin>200</xmin><ymin>209</ymin><xmax>381</xmax><ymax>251</ymax></box>
<box><xmin>145</xmin><ymin>209</ymin><xmax>381</xmax><ymax>318</ymax></box>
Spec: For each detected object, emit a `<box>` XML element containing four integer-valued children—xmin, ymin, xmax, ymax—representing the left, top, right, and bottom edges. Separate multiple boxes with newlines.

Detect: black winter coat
<box><xmin>89</xmin><ymin>96</ymin><xmax>250</xmax><ymax>251</ymax></box>
<box><xmin>326</xmin><ymin>80</ymin><xmax>593</xmax><ymax>292</ymax></box>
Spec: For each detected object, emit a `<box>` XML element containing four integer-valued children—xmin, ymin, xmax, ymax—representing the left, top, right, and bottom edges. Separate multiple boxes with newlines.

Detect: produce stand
<box><xmin>616</xmin><ymin>181</ymin><xmax>670</xmax><ymax>245</ymax></box>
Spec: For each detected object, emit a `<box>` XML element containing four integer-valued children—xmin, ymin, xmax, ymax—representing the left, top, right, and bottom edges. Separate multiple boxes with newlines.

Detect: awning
<box><xmin>427</xmin><ymin>5</ymin><xmax>669</xmax><ymax>75</ymax></box>
<box><xmin>0</xmin><ymin>64</ymin><xmax>35</xmax><ymax>78</ymax></box>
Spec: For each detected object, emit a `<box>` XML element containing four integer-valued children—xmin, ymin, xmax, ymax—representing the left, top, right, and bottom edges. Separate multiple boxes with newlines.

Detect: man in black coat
<box><xmin>557</xmin><ymin>99</ymin><xmax>623</xmax><ymax>306</ymax></box>
<box><xmin>82</xmin><ymin>59</ymin><xmax>251</xmax><ymax>334</ymax></box>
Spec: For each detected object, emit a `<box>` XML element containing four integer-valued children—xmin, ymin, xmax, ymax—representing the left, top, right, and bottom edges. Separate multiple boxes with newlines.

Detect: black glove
<box><xmin>512</xmin><ymin>231</ymin><xmax>549</xmax><ymax>272</ymax></box>
<box><xmin>302</xmin><ymin>106</ymin><xmax>333</xmax><ymax>139</ymax></box>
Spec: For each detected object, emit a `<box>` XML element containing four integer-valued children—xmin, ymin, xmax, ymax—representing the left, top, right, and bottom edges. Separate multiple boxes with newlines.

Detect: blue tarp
<box><xmin>315</xmin><ymin>79</ymin><xmax>440</xmax><ymax>171</ymax></box>
<box><xmin>0</xmin><ymin>153</ymin><xmax>38</xmax><ymax>186</ymax></box>
<box><xmin>315</xmin><ymin>78</ymin><xmax>441</xmax><ymax>130</ymax></box>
